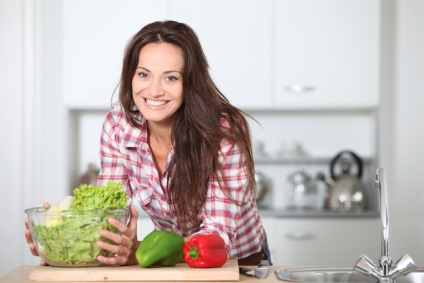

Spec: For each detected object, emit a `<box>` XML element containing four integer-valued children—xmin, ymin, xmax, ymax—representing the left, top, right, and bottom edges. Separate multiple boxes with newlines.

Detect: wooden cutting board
<box><xmin>28</xmin><ymin>259</ymin><xmax>239</xmax><ymax>282</ymax></box>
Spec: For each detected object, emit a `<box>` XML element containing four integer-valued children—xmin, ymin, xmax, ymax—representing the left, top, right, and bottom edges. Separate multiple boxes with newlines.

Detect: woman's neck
<box><xmin>147</xmin><ymin>120</ymin><xmax>172</xmax><ymax>144</ymax></box>
<box><xmin>147</xmin><ymin>121</ymin><xmax>173</xmax><ymax>179</ymax></box>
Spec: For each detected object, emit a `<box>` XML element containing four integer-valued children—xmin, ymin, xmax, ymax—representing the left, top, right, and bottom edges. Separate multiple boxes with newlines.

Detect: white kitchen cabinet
<box><xmin>274</xmin><ymin>0</ymin><xmax>380</xmax><ymax>109</ymax></box>
<box><xmin>61</xmin><ymin>0</ymin><xmax>274</xmax><ymax>109</ymax></box>
<box><xmin>168</xmin><ymin>0</ymin><xmax>274</xmax><ymax>109</ymax></box>
<box><xmin>62</xmin><ymin>0</ymin><xmax>167</xmax><ymax>109</ymax></box>
<box><xmin>261</xmin><ymin>217</ymin><xmax>280</xmax><ymax>264</ymax></box>
<box><xmin>61</xmin><ymin>0</ymin><xmax>380</xmax><ymax>110</ymax></box>
<box><xmin>133</xmin><ymin>201</ymin><xmax>155</xmax><ymax>240</ymax></box>
<box><xmin>137</xmin><ymin>216</ymin><xmax>155</xmax><ymax>241</ymax></box>
<box><xmin>261</xmin><ymin>217</ymin><xmax>380</xmax><ymax>266</ymax></box>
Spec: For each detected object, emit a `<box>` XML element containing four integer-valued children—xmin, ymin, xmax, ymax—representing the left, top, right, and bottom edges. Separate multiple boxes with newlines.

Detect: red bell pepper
<box><xmin>183</xmin><ymin>234</ymin><xmax>228</xmax><ymax>268</ymax></box>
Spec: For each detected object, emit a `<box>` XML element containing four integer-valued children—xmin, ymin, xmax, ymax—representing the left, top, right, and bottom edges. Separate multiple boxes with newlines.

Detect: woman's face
<box><xmin>132</xmin><ymin>43</ymin><xmax>184</xmax><ymax>126</ymax></box>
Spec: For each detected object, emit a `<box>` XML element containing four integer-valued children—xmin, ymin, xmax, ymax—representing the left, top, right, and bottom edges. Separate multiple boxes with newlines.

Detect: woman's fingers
<box><xmin>24</xmin><ymin>218</ymin><xmax>32</xmax><ymax>243</ymax></box>
<box><xmin>96</xmin><ymin>206</ymin><xmax>139</xmax><ymax>266</ymax></box>
<box><xmin>98</xmin><ymin>239</ymin><xmax>130</xmax><ymax>257</ymax></box>
<box><xmin>43</xmin><ymin>202</ymin><xmax>51</xmax><ymax>209</ymax></box>
<box><xmin>97</xmin><ymin>254</ymin><xmax>123</xmax><ymax>266</ymax></box>
<box><xmin>96</xmin><ymin>234</ymin><xmax>132</xmax><ymax>266</ymax></box>
<box><xmin>128</xmin><ymin>205</ymin><xmax>139</xmax><ymax>230</ymax></box>
<box><xmin>25</xmin><ymin>202</ymin><xmax>52</xmax><ymax>266</ymax></box>
<box><xmin>25</xmin><ymin>218</ymin><xmax>39</xmax><ymax>256</ymax></box>
<box><xmin>103</xmin><ymin>206</ymin><xmax>138</xmax><ymax>244</ymax></box>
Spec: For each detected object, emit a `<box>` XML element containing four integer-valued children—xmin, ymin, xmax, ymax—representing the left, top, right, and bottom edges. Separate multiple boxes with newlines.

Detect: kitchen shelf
<box><xmin>254</xmin><ymin>156</ymin><xmax>375</xmax><ymax>165</ymax></box>
<box><xmin>136</xmin><ymin>208</ymin><xmax>380</xmax><ymax>219</ymax></box>
<box><xmin>259</xmin><ymin>208</ymin><xmax>380</xmax><ymax>218</ymax></box>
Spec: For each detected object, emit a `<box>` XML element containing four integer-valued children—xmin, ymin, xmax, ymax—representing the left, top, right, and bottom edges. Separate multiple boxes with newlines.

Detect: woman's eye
<box><xmin>166</xmin><ymin>75</ymin><xmax>179</xmax><ymax>82</ymax></box>
<box><xmin>137</xmin><ymin>72</ymin><xmax>148</xmax><ymax>78</ymax></box>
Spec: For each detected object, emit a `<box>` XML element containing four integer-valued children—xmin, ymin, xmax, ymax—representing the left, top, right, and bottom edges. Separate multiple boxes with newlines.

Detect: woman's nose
<box><xmin>148</xmin><ymin>78</ymin><xmax>164</xmax><ymax>97</ymax></box>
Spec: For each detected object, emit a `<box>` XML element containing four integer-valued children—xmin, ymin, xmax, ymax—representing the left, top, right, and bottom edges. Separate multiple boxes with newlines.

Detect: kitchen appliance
<box><xmin>317</xmin><ymin>150</ymin><xmax>365</xmax><ymax>211</ymax></box>
<box><xmin>77</xmin><ymin>163</ymin><xmax>100</xmax><ymax>186</ymax></box>
<box><xmin>254</xmin><ymin>171</ymin><xmax>270</xmax><ymax>207</ymax></box>
<box><xmin>284</xmin><ymin>170</ymin><xmax>322</xmax><ymax>209</ymax></box>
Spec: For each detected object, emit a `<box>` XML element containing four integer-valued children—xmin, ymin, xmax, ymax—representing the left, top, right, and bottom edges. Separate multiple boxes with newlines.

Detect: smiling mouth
<box><xmin>145</xmin><ymin>98</ymin><xmax>169</xmax><ymax>106</ymax></box>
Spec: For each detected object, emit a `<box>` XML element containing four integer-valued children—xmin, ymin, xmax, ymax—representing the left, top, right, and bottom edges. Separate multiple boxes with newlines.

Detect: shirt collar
<box><xmin>122</xmin><ymin>112</ymin><xmax>148</xmax><ymax>149</ymax></box>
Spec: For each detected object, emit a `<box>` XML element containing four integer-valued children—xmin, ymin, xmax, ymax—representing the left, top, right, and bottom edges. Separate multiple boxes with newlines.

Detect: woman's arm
<box><xmin>193</xmin><ymin>140</ymin><xmax>254</xmax><ymax>255</ymax></box>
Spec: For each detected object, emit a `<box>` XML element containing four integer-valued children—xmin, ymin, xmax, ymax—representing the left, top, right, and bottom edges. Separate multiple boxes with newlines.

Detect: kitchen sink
<box><xmin>275</xmin><ymin>169</ymin><xmax>421</xmax><ymax>283</ymax></box>
<box><xmin>275</xmin><ymin>267</ymin><xmax>424</xmax><ymax>283</ymax></box>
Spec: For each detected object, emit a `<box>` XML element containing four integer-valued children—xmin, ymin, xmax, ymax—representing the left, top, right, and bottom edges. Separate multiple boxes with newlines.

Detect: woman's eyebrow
<box><xmin>136</xmin><ymin>66</ymin><xmax>182</xmax><ymax>75</ymax></box>
<box><xmin>136</xmin><ymin>66</ymin><xmax>150</xmax><ymax>72</ymax></box>
<box><xmin>163</xmin><ymin>70</ymin><xmax>182</xmax><ymax>75</ymax></box>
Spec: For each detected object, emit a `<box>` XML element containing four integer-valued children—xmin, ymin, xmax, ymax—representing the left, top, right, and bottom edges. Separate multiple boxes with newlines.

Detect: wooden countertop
<box><xmin>1</xmin><ymin>265</ymin><xmax>283</xmax><ymax>283</ymax></box>
<box><xmin>3</xmin><ymin>265</ymin><xmax>423</xmax><ymax>283</ymax></box>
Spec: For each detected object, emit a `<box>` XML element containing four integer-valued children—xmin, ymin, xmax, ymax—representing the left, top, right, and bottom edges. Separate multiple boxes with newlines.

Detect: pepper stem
<box><xmin>188</xmin><ymin>247</ymin><xmax>199</xmax><ymax>260</ymax></box>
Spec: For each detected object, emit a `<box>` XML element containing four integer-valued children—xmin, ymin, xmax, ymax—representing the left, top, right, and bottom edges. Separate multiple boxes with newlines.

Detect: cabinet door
<box><xmin>137</xmin><ymin>216</ymin><xmax>155</xmax><ymax>241</ymax></box>
<box><xmin>169</xmin><ymin>0</ymin><xmax>274</xmax><ymax>109</ymax></box>
<box><xmin>274</xmin><ymin>218</ymin><xmax>380</xmax><ymax>266</ymax></box>
<box><xmin>261</xmin><ymin>217</ymin><xmax>280</xmax><ymax>264</ymax></box>
<box><xmin>62</xmin><ymin>0</ymin><xmax>167</xmax><ymax>109</ymax></box>
<box><xmin>275</xmin><ymin>0</ymin><xmax>380</xmax><ymax>109</ymax></box>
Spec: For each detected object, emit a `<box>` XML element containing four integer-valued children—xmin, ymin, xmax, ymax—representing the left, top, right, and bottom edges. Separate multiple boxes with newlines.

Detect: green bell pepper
<box><xmin>135</xmin><ymin>230</ymin><xmax>185</xmax><ymax>268</ymax></box>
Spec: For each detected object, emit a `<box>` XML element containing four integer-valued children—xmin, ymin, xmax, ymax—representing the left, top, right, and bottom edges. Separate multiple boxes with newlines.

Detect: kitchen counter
<box><xmin>0</xmin><ymin>265</ymin><xmax>283</xmax><ymax>283</ymax></box>
<box><xmin>3</xmin><ymin>265</ymin><xmax>424</xmax><ymax>283</ymax></box>
<box><xmin>1</xmin><ymin>265</ymin><xmax>280</xmax><ymax>283</ymax></box>
<box><xmin>258</xmin><ymin>208</ymin><xmax>380</xmax><ymax>218</ymax></box>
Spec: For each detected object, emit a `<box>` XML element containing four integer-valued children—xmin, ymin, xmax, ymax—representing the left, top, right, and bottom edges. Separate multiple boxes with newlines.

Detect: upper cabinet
<box><xmin>61</xmin><ymin>0</ymin><xmax>168</xmax><ymax>109</ymax></box>
<box><xmin>168</xmin><ymin>0</ymin><xmax>274</xmax><ymax>109</ymax></box>
<box><xmin>60</xmin><ymin>0</ymin><xmax>380</xmax><ymax>110</ymax></box>
<box><xmin>274</xmin><ymin>0</ymin><xmax>380</xmax><ymax>109</ymax></box>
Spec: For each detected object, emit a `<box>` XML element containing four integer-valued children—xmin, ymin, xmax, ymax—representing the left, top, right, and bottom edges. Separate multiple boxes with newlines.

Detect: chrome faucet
<box><xmin>354</xmin><ymin>168</ymin><xmax>416</xmax><ymax>282</ymax></box>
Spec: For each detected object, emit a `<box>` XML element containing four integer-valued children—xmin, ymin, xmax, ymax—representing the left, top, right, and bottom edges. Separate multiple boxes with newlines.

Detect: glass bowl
<box><xmin>25</xmin><ymin>207</ymin><xmax>129</xmax><ymax>267</ymax></box>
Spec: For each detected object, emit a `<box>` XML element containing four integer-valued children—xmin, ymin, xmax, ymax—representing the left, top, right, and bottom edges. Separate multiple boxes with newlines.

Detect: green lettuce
<box><xmin>71</xmin><ymin>182</ymin><xmax>128</xmax><ymax>210</ymax></box>
<box><xmin>33</xmin><ymin>182</ymin><xmax>129</xmax><ymax>266</ymax></box>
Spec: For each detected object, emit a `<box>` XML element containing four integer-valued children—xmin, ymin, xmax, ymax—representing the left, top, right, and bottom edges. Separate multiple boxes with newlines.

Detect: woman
<box><xmin>26</xmin><ymin>20</ymin><xmax>270</xmax><ymax>266</ymax></box>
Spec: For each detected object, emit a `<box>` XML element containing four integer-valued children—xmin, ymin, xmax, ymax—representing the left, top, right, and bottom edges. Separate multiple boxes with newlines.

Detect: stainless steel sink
<box><xmin>275</xmin><ymin>267</ymin><xmax>424</xmax><ymax>283</ymax></box>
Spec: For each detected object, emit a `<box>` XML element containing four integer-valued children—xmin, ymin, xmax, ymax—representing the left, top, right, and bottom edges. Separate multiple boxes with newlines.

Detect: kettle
<box><xmin>284</xmin><ymin>170</ymin><xmax>321</xmax><ymax>209</ymax></box>
<box><xmin>317</xmin><ymin>150</ymin><xmax>365</xmax><ymax>211</ymax></box>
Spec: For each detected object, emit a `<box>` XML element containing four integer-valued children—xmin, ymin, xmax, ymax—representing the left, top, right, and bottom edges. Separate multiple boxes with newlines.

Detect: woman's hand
<box><xmin>24</xmin><ymin>202</ymin><xmax>51</xmax><ymax>266</ymax></box>
<box><xmin>96</xmin><ymin>205</ymin><xmax>140</xmax><ymax>266</ymax></box>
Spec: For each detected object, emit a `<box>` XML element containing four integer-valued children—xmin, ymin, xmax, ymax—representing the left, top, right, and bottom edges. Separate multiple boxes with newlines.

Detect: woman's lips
<box><xmin>145</xmin><ymin>98</ymin><xmax>169</xmax><ymax>107</ymax></box>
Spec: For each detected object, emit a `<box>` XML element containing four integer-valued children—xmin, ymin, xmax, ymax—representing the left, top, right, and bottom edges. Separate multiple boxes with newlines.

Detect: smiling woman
<box><xmin>99</xmin><ymin>20</ymin><xmax>270</xmax><ymax>266</ymax></box>
<box><xmin>24</xmin><ymin>20</ymin><xmax>272</xmax><ymax>267</ymax></box>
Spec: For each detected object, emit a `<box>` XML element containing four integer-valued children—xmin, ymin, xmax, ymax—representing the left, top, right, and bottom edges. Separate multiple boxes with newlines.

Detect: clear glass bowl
<box><xmin>25</xmin><ymin>207</ymin><xmax>129</xmax><ymax>267</ymax></box>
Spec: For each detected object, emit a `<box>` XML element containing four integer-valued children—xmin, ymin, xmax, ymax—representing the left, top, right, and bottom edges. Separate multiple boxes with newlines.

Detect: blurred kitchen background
<box><xmin>1</xmin><ymin>0</ymin><xmax>423</xmax><ymax>277</ymax></box>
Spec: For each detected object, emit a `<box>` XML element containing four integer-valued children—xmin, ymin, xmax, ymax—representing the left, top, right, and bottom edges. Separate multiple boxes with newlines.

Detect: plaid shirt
<box><xmin>97</xmin><ymin>106</ymin><xmax>265</xmax><ymax>259</ymax></box>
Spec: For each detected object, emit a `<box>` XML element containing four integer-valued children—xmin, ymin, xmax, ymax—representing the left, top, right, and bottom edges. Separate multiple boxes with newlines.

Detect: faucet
<box><xmin>354</xmin><ymin>168</ymin><xmax>416</xmax><ymax>282</ymax></box>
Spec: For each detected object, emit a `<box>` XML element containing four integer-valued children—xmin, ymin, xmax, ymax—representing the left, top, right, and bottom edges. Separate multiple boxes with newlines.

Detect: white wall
<box><xmin>0</xmin><ymin>0</ymin><xmax>41</xmax><ymax>275</ymax></box>
<box><xmin>0</xmin><ymin>0</ymin><xmax>68</xmax><ymax>277</ymax></box>
<box><xmin>380</xmin><ymin>0</ymin><xmax>424</xmax><ymax>265</ymax></box>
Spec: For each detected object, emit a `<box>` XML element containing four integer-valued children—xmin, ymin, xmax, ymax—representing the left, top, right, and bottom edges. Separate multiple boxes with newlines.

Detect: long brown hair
<box><xmin>119</xmin><ymin>21</ymin><xmax>255</xmax><ymax>226</ymax></box>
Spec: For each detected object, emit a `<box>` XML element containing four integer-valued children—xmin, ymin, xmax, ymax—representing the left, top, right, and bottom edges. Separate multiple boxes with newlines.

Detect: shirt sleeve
<box><xmin>193</xmin><ymin>138</ymin><xmax>253</xmax><ymax>255</ymax></box>
<box><xmin>96</xmin><ymin>111</ymin><xmax>132</xmax><ymax>198</ymax></box>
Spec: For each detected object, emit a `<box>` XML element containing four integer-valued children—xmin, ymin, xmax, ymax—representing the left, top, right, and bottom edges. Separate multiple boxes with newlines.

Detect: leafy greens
<box><xmin>33</xmin><ymin>182</ymin><xmax>129</xmax><ymax>266</ymax></box>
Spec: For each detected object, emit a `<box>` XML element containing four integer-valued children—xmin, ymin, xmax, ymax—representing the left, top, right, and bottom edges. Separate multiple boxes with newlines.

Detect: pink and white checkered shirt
<box><xmin>97</xmin><ymin>106</ymin><xmax>265</xmax><ymax>259</ymax></box>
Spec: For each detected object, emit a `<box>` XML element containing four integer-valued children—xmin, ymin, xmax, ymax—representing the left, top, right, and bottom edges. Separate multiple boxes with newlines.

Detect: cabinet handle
<box><xmin>285</xmin><ymin>231</ymin><xmax>316</xmax><ymax>240</ymax></box>
<box><xmin>284</xmin><ymin>84</ymin><xmax>316</xmax><ymax>93</ymax></box>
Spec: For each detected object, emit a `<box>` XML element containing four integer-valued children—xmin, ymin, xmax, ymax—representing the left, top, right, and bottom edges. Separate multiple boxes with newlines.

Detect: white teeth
<box><xmin>145</xmin><ymin>99</ymin><xmax>168</xmax><ymax>106</ymax></box>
